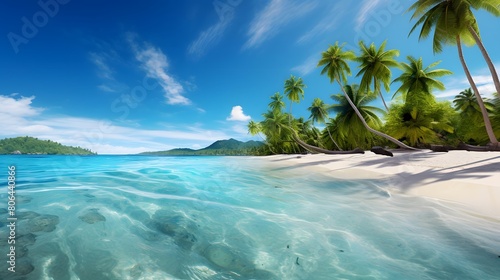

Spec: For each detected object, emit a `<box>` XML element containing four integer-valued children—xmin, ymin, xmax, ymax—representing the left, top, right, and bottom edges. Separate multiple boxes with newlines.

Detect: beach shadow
<box><xmin>352</xmin><ymin>152</ymin><xmax>435</xmax><ymax>168</ymax></box>
<box><xmin>269</xmin><ymin>156</ymin><xmax>362</xmax><ymax>171</ymax></box>
<box><xmin>269</xmin><ymin>156</ymin><xmax>309</xmax><ymax>162</ymax></box>
<box><xmin>383</xmin><ymin>159</ymin><xmax>500</xmax><ymax>193</ymax></box>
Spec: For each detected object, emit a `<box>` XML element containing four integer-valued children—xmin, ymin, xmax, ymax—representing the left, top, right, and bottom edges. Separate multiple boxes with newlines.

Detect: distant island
<box><xmin>139</xmin><ymin>138</ymin><xmax>264</xmax><ymax>156</ymax></box>
<box><xmin>0</xmin><ymin>136</ymin><xmax>96</xmax><ymax>155</ymax></box>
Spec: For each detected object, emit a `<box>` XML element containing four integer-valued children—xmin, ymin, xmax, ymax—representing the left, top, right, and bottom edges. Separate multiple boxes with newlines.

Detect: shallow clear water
<box><xmin>0</xmin><ymin>155</ymin><xmax>499</xmax><ymax>280</ymax></box>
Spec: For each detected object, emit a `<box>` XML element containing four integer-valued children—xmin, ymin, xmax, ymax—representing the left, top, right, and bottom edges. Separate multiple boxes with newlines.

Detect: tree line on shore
<box><xmin>0</xmin><ymin>136</ymin><xmax>96</xmax><ymax>155</ymax></box>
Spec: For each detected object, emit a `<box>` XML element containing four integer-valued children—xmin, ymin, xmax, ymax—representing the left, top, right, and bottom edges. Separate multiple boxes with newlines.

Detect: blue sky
<box><xmin>1</xmin><ymin>0</ymin><xmax>499</xmax><ymax>154</ymax></box>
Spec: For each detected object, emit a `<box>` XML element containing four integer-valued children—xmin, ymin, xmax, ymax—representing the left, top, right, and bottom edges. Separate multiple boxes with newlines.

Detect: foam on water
<box><xmin>0</xmin><ymin>155</ymin><xmax>499</xmax><ymax>279</ymax></box>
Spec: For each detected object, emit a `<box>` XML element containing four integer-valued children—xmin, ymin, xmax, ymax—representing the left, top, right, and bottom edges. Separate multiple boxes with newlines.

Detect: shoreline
<box><xmin>255</xmin><ymin>150</ymin><xmax>500</xmax><ymax>220</ymax></box>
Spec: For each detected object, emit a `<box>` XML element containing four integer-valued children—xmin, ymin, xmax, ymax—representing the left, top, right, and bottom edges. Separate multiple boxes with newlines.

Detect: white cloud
<box><xmin>243</xmin><ymin>0</ymin><xmax>316</xmax><ymax>49</ymax></box>
<box><xmin>226</xmin><ymin>106</ymin><xmax>251</xmax><ymax>121</ymax></box>
<box><xmin>356</xmin><ymin>0</ymin><xmax>384</xmax><ymax>30</ymax></box>
<box><xmin>436</xmin><ymin>73</ymin><xmax>498</xmax><ymax>100</ymax></box>
<box><xmin>129</xmin><ymin>36</ymin><xmax>190</xmax><ymax>105</ymax></box>
<box><xmin>0</xmin><ymin>94</ymin><xmax>235</xmax><ymax>154</ymax></box>
<box><xmin>230</xmin><ymin>124</ymin><xmax>249</xmax><ymax>135</ymax></box>
<box><xmin>0</xmin><ymin>95</ymin><xmax>44</xmax><ymax>119</ymax></box>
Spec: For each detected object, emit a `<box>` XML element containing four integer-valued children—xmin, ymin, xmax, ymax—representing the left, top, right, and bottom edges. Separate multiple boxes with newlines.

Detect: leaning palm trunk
<box><xmin>335</xmin><ymin>77</ymin><xmax>417</xmax><ymax>150</ymax></box>
<box><xmin>378</xmin><ymin>92</ymin><xmax>389</xmax><ymax>111</ymax></box>
<box><xmin>456</xmin><ymin>36</ymin><xmax>499</xmax><ymax>146</ymax></box>
<box><xmin>468</xmin><ymin>26</ymin><xmax>500</xmax><ymax>97</ymax></box>
<box><xmin>375</xmin><ymin>82</ymin><xmax>389</xmax><ymax>111</ymax></box>
<box><xmin>259</xmin><ymin>134</ymin><xmax>278</xmax><ymax>155</ymax></box>
<box><xmin>326</xmin><ymin>126</ymin><xmax>342</xmax><ymax>151</ymax></box>
<box><xmin>291</xmin><ymin>132</ymin><xmax>364</xmax><ymax>154</ymax></box>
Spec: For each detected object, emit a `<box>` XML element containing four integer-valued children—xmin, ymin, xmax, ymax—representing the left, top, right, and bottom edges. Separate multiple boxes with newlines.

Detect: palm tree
<box><xmin>283</xmin><ymin>75</ymin><xmax>305</xmax><ymax>121</ymax></box>
<box><xmin>318</xmin><ymin>42</ymin><xmax>415</xmax><ymax>150</ymax></box>
<box><xmin>295</xmin><ymin>117</ymin><xmax>319</xmax><ymax>148</ymax></box>
<box><xmin>268</xmin><ymin>92</ymin><xmax>285</xmax><ymax>113</ymax></box>
<box><xmin>492</xmin><ymin>92</ymin><xmax>500</xmax><ymax>133</ymax></box>
<box><xmin>261</xmin><ymin>110</ymin><xmax>296</xmax><ymax>153</ymax></box>
<box><xmin>330</xmin><ymin>85</ymin><xmax>385</xmax><ymax>149</ymax></box>
<box><xmin>453</xmin><ymin>88</ymin><xmax>494</xmax><ymax>117</ymax></box>
<box><xmin>392</xmin><ymin>56</ymin><xmax>452</xmax><ymax>105</ymax></box>
<box><xmin>322</xmin><ymin>118</ymin><xmax>346</xmax><ymax>150</ymax></box>
<box><xmin>308</xmin><ymin>98</ymin><xmax>342</xmax><ymax>150</ymax></box>
<box><xmin>453</xmin><ymin>88</ymin><xmax>495</xmax><ymax>144</ymax></box>
<box><xmin>355</xmin><ymin>40</ymin><xmax>400</xmax><ymax>111</ymax></box>
<box><xmin>247</xmin><ymin>120</ymin><xmax>261</xmax><ymax>136</ymax></box>
<box><xmin>408</xmin><ymin>0</ymin><xmax>500</xmax><ymax>146</ymax></box>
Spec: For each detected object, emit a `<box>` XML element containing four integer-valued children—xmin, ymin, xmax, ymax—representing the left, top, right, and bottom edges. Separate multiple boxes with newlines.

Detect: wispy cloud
<box><xmin>97</xmin><ymin>84</ymin><xmax>118</xmax><ymax>93</ymax></box>
<box><xmin>188</xmin><ymin>17</ymin><xmax>232</xmax><ymax>58</ymax></box>
<box><xmin>355</xmin><ymin>0</ymin><xmax>384</xmax><ymax>30</ymax></box>
<box><xmin>243</xmin><ymin>0</ymin><xmax>317</xmax><ymax>50</ymax></box>
<box><xmin>291</xmin><ymin>54</ymin><xmax>319</xmax><ymax>76</ymax></box>
<box><xmin>188</xmin><ymin>1</ymin><xmax>242</xmax><ymax>58</ymax></box>
<box><xmin>89</xmin><ymin>52</ymin><xmax>114</xmax><ymax>80</ymax></box>
<box><xmin>296</xmin><ymin>2</ymin><xmax>346</xmax><ymax>44</ymax></box>
<box><xmin>0</xmin><ymin>94</ymin><xmax>233</xmax><ymax>154</ymax></box>
<box><xmin>226</xmin><ymin>105</ymin><xmax>251</xmax><ymax>121</ymax></box>
<box><xmin>129</xmin><ymin>36</ymin><xmax>190</xmax><ymax>105</ymax></box>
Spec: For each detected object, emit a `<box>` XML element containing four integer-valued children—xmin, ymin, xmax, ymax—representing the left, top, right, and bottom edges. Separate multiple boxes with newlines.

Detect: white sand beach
<box><xmin>258</xmin><ymin>150</ymin><xmax>500</xmax><ymax>220</ymax></box>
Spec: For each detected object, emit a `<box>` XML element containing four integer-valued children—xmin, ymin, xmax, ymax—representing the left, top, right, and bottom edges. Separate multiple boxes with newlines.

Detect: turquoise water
<box><xmin>0</xmin><ymin>155</ymin><xmax>499</xmax><ymax>279</ymax></box>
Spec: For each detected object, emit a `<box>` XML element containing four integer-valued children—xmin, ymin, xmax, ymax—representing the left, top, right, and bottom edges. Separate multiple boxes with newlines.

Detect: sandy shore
<box><xmin>257</xmin><ymin>150</ymin><xmax>500</xmax><ymax>220</ymax></box>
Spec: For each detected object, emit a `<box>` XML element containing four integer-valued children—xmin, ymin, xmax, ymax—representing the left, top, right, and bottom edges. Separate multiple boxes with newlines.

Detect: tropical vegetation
<box><xmin>246</xmin><ymin>1</ymin><xmax>500</xmax><ymax>155</ymax></box>
<box><xmin>0</xmin><ymin>136</ymin><xmax>96</xmax><ymax>155</ymax></box>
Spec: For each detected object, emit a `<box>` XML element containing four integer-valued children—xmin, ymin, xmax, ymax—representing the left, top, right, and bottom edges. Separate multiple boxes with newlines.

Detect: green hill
<box><xmin>140</xmin><ymin>138</ymin><xmax>264</xmax><ymax>156</ymax></box>
<box><xmin>0</xmin><ymin>136</ymin><xmax>97</xmax><ymax>155</ymax></box>
<box><xmin>200</xmin><ymin>138</ymin><xmax>263</xmax><ymax>151</ymax></box>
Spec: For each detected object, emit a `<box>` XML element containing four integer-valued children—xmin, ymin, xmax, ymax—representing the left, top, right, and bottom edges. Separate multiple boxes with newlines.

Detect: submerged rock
<box><xmin>174</xmin><ymin>231</ymin><xmax>198</xmax><ymax>250</ymax></box>
<box><xmin>203</xmin><ymin>244</ymin><xmax>237</xmax><ymax>268</ymax></box>
<box><xmin>17</xmin><ymin>211</ymin><xmax>41</xmax><ymax>220</ymax></box>
<box><xmin>28</xmin><ymin>214</ymin><xmax>59</xmax><ymax>232</ymax></box>
<box><xmin>17</xmin><ymin>246</ymin><xmax>29</xmax><ymax>258</ymax></box>
<box><xmin>73</xmin><ymin>249</ymin><xmax>118</xmax><ymax>280</ymax></box>
<box><xmin>16</xmin><ymin>195</ymin><xmax>32</xmax><ymax>203</ymax></box>
<box><xmin>16</xmin><ymin>258</ymin><xmax>35</xmax><ymax>275</ymax></box>
<box><xmin>35</xmin><ymin>242</ymin><xmax>71</xmax><ymax>280</ymax></box>
<box><xmin>151</xmin><ymin>210</ymin><xmax>198</xmax><ymax>250</ymax></box>
<box><xmin>129</xmin><ymin>264</ymin><xmax>144</xmax><ymax>278</ymax></box>
<box><xmin>201</xmin><ymin>243</ymin><xmax>277</xmax><ymax>278</ymax></box>
<box><xmin>131</xmin><ymin>226</ymin><xmax>161</xmax><ymax>242</ymax></box>
<box><xmin>149</xmin><ymin>210</ymin><xmax>198</xmax><ymax>250</ymax></box>
<box><xmin>79</xmin><ymin>209</ymin><xmax>106</xmax><ymax>224</ymax></box>
<box><xmin>17</xmin><ymin>233</ymin><xmax>37</xmax><ymax>246</ymax></box>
